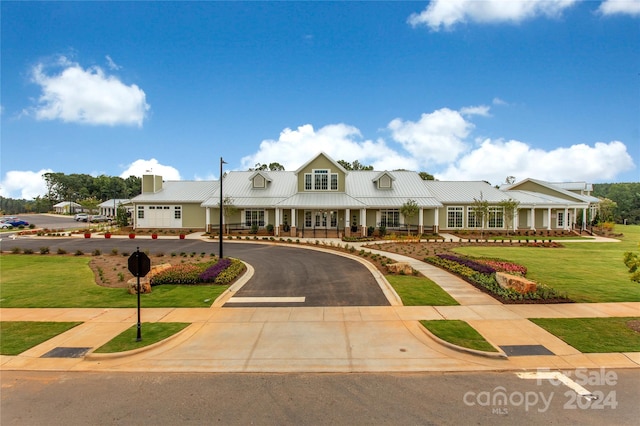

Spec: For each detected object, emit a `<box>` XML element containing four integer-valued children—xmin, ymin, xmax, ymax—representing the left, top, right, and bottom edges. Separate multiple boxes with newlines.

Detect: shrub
<box><xmin>74</xmin><ymin>250</ymin><xmax>84</xmax><ymax>256</ymax></box>
<box><xmin>199</xmin><ymin>258</ymin><xmax>232</xmax><ymax>282</ymax></box>
<box><xmin>23</xmin><ymin>248</ymin><xmax>34</xmax><ymax>254</ymax></box>
<box><xmin>92</xmin><ymin>249</ymin><xmax>101</xmax><ymax>256</ymax></box>
<box><xmin>214</xmin><ymin>258</ymin><xmax>245</xmax><ymax>285</ymax></box>
<box><xmin>57</xmin><ymin>248</ymin><xmax>67</xmax><ymax>255</ymax></box>
<box><xmin>39</xmin><ymin>246</ymin><xmax>50</xmax><ymax>255</ymax></box>
<box><xmin>111</xmin><ymin>248</ymin><xmax>119</xmax><ymax>256</ymax></box>
<box><xmin>11</xmin><ymin>247</ymin><xmax>21</xmax><ymax>254</ymax></box>
<box><xmin>151</xmin><ymin>261</ymin><xmax>215</xmax><ymax>285</ymax></box>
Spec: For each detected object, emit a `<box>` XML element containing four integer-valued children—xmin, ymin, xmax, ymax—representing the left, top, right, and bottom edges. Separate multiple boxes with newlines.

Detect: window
<box><xmin>137</xmin><ymin>206</ymin><xmax>144</xmax><ymax>219</ymax></box>
<box><xmin>174</xmin><ymin>206</ymin><xmax>181</xmax><ymax>219</ymax></box>
<box><xmin>447</xmin><ymin>207</ymin><xmax>463</xmax><ymax>228</ymax></box>
<box><xmin>315</xmin><ymin>169</ymin><xmax>328</xmax><ymax>190</ymax></box>
<box><xmin>245</xmin><ymin>209</ymin><xmax>265</xmax><ymax>227</ymax></box>
<box><xmin>304</xmin><ymin>169</ymin><xmax>338</xmax><ymax>191</ymax></box>
<box><xmin>467</xmin><ymin>209</ymin><xmax>482</xmax><ymax>228</ymax></box>
<box><xmin>330</xmin><ymin>211</ymin><xmax>337</xmax><ymax>227</ymax></box>
<box><xmin>488</xmin><ymin>207</ymin><xmax>504</xmax><ymax>228</ymax></box>
<box><xmin>380</xmin><ymin>209</ymin><xmax>400</xmax><ymax>228</ymax></box>
<box><xmin>304</xmin><ymin>210</ymin><xmax>312</xmax><ymax>227</ymax></box>
<box><xmin>557</xmin><ymin>211</ymin><xmax>564</xmax><ymax>228</ymax></box>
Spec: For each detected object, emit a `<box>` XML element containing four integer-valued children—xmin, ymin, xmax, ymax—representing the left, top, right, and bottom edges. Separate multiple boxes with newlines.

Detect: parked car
<box><xmin>74</xmin><ymin>213</ymin><xmax>89</xmax><ymax>222</ymax></box>
<box><xmin>0</xmin><ymin>221</ymin><xmax>14</xmax><ymax>229</ymax></box>
<box><xmin>4</xmin><ymin>219</ymin><xmax>29</xmax><ymax>227</ymax></box>
<box><xmin>90</xmin><ymin>215</ymin><xmax>109</xmax><ymax>223</ymax></box>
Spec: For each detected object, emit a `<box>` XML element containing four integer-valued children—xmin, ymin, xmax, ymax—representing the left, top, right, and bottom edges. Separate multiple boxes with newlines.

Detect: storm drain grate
<box><xmin>41</xmin><ymin>347</ymin><xmax>92</xmax><ymax>358</ymax></box>
<box><xmin>499</xmin><ymin>345</ymin><xmax>555</xmax><ymax>356</ymax></box>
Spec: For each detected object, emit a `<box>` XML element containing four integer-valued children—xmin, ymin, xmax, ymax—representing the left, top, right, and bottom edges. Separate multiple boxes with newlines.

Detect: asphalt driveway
<box><xmin>0</xmin><ymin>237</ymin><xmax>390</xmax><ymax>307</ymax></box>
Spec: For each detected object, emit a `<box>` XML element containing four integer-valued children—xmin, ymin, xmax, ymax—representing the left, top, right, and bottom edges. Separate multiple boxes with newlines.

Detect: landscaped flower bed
<box><xmin>425</xmin><ymin>254</ymin><xmax>570</xmax><ymax>303</ymax></box>
<box><xmin>150</xmin><ymin>258</ymin><xmax>244</xmax><ymax>286</ymax></box>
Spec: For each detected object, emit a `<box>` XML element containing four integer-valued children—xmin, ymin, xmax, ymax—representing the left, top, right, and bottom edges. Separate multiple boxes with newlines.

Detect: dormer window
<box><xmin>304</xmin><ymin>169</ymin><xmax>338</xmax><ymax>191</ymax></box>
<box><xmin>374</xmin><ymin>172</ymin><xmax>395</xmax><ymax>190</ymax></box>
<box><xmin>250</xmin><ymin>172</ymin><xmax>270</xmax><ymax>189</ymax></box>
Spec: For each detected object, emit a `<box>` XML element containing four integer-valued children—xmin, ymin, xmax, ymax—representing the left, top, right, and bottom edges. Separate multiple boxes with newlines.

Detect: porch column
<box><xmin>275</xmin><ymin>208</ymin><xmax>280</xmax><ymax>237</ymax></box>
<box><xmin>564</xmin><ymin>207</ymin><xmax>569</xmax><ymax>230</ymax></box>
<box><xmin>434</xmin><ymin>208</ymin><xmax>439</xmax><ymax>233</ymax></box>
<box><xmin>205</xmin><ymin>207</ymin><xmax>210</xmax><ymax>233</ymax></box>
<box><xmin>546</xmin><ymin>207</ymin><xmax>552</xmax><ymax>230</ymax></box>
<box><xmin>418</xmin><ymin>207</ymin><xmax>424</xmax><ymax>235</ymax></box>
<box><xmin>345</xmin><ymin>208</ymin><xmax>351</xmax><ymax>237</ymax></box>
<box><xmin>360</xmin><ymin>208</ymin><xmax>367</xmax><ymax>237</ymax></box>
<box><xmin>513</xmin><ymin>208</ymin><xmax>519</xmax><ymax>232</ymax></box>
<box><xmin>529</xmin><ymin>207</ymin><xmax>535</xmax><ymax>230</ymax></box>
<box><xmin>582</xmin><ymin>208</ymin><xmax>587</xmax><ymax>231</ymax></box>
<box><xmin>290</xmin><ymin>208</ymin><xmax>297</xmax><ymax>237</ymax></box>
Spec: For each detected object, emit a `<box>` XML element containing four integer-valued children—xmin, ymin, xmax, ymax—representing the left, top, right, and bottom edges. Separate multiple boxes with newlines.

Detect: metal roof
<box><xmin>505</xmin><ymin>190</ymin><xmax>589</xmax><ymax>207</ymax></box>
<box><xmin>423</xmin><ymin>181</ymin><xmax>508</xmax><ymax>203</ymax></box>
<box><xmin>132</xmin><ymin>181</ymin><xmax>218</xmax><ymax>203</ymax></box>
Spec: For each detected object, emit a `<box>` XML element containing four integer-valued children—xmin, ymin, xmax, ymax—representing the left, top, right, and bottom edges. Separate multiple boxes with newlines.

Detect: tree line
<box><xmin>0</xmin><ymin>173</ymin><xmax>141</xmax><ymax>215</ymax></box>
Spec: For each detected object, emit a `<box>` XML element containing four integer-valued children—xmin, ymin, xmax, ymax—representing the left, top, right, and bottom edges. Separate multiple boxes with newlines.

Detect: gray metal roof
<box><xmin>423</xmin><ymin>181</ymin><xmax>508</xmax><ymax>203</ymax></box>
<box><xmin>277</xmin><ymin>193</ymin><xmax>366</xmax><ymax>208</ymax></box>
<box><xmin>201</xmin><ymin>171</ymin><xmax>296</xmax><ymax>207</ymax></box>
<box><xmin>505</xmin><ymin>190</ymin><xmax>589</xmax><ymax>207</ymax></box>
<box><xmin>132</xmin><ymin>181</ymin><xmax>218</xmax><ymax>203</ymax></box>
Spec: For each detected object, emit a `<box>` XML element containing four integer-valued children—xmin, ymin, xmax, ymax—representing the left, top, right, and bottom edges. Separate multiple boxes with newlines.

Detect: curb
<box><xmin>418</xmin><ymin>323</ymin><xmax>508</xmax><ymax>359</ymax></box>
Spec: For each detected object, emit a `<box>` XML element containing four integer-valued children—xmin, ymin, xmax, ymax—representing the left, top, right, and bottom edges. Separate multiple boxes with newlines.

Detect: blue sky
<box><xmin>1</xmin><ymin>0</ymin><xmax>638</xmax><ymax>200</ymax></box>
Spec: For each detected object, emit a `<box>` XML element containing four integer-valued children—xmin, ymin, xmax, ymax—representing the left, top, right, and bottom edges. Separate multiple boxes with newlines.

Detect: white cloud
<box><xmin>0</xmin><ymin>169</ymin><xmax>52</xmax><ymax>199</ymax></box>
<box><xmin>388</xmin><ymin>107</ymin><xmax>477</xmax><ymax>166</ymax></box>
<box><xmin>105</xmin><ymin>55</ymin><xmax>122</xmax><ymax>70</ymax></box>
<box><xmin>598</xmin><ymin>0</ymin><xmax>640</xmax><ymax>16</ymax></box>
<box><xmin>492</xmin><ymin>97</ymin><xmax>508</xmax><ymax>106</ymax></box>
<box><xmin>436</xmin><ymin>139</ymin><xmax>635</xmax><ymax>184</ymax></box>
<box><xmin>408</xmin><ymin>0</ymin><xmax>578</xmax><ymax>31</ymax></box>
<box><xmin>119</xmin><ymin>159</ymin><xmax>181</xmax><ymax>180</ymax></box>
<box><xmin>28</xmin><ymin>56</ymin><xmax>149</xmax><ymax>127</ymax></box>
<box><xmin>240</xmin><ymin>123</ymin><xmax>417</xmax><ymax>171</ymax></box>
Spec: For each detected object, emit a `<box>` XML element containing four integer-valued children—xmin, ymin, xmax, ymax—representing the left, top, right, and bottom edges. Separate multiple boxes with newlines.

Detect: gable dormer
<box><xmin>295</xmin><ymin>152</ymin><xmax>347</xmax><ymax>192</ymax></box>
<box><xmin>373</xmin><ymin>171</ymin><xmax>395</xmax><ymax>190</ymax></box>
<box><xmin>249</xmin><ymin>171</ymin><xmax>271</xmax><ymax>189</ymax></box>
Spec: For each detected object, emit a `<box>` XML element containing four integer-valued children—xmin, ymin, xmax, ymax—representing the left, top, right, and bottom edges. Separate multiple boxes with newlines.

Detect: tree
<box><xmin>471</xmin><ymin>193</ymin><xmax>490</xmax><ymax>239</ymax></box>
<box><xmin>337</xmin><ymin>160</ymin><xmax>373</xmax><ymax>171</ymax></box>
<box><xmin>418</xmin><ymin>172</ymin><xmax>435</xmax><ymax>180</ymax></box>
<box><xmin>249</xmin><ymin>162</ymin><xmax>285</xmax><ymax>171</ymax></box>
<box><xmin>220</xmin><ymin>196</ymin><xmax>238</xmax><ymax>234</ymax></box>
<box><xmin>400</xmin><ymin>199</ymin><xmax>419</xmax><ymax>236</ymax></box>
<box><xmin>505</xmin><ymin>176</ymin><xmax>516</xmax><ymax>184</ymax></box>
<box><xmin>598</xmin><ymin>197</ymin><xmax>618</xmax><ymax>223</ymax></box>
<box><xmin>623</xmin><ymin>244</ymin><xmax>640</xmax><ymax>284</ymax></box>
<box><xmin>79</xmin><ymin>197</ymin><xmax>100</xmax><ymax>214</ymax></box>
<box><xmin>115</xmin><ymin>205</ymin><xmax>129</xmax><ymax>227</ymax></box>
<box><xmin>498</xmin><ymin>198</ymin><xmax>520</xmax><ymax>235</ymax></box>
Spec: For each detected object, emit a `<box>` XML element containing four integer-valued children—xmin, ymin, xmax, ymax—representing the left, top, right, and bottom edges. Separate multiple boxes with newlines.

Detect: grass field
<box><xmin>530</xmin><ymin>317</ymin><xmax>640</xmax><ymax>352</ymax></box>
<box><xmin>0</xmin><ymin>255</ymin><xmax>229</xmax><ymax>308</ymax></box>
<box><xmin>0</xmin><ymin>321</ymin><xmax>82</xmax><ymax>355</ymax></box>
<box><xmin>386</xmin><ymin>275</ymin><xmax>459</xmax><ymax>306</ymax></box>
<box><xmin>420</xmin><ymin>320</ymin><xmax>498</xmax><ymax>352</ymax></box>
<box><xmin>453</xmin><ymin>225</ymin><xmax>640</xmax><ymax>303</ymax></box>
<box><xmin>93</xmin><ymin>322</ymin><xmax>190</xmax><ymax>353</ymax></box>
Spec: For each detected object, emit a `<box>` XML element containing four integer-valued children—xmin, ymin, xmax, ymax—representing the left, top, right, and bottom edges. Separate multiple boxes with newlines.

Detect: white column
<box><xmin>546</xmin><ymin>208</ymin><xmax>552</xmax><ymax>230</ymax></box>
<box><xmin>434</xmin><ymin>208</ymin><xmax>439</xmax><ymax>233</ymax></box>
<box><xmin>530</xmin><ymin>207</ymin><xmax>535</xmax><ymax>230</ymax></box>
<box><xmin>418</xmin><ymin>207</ymin><xmax>424</xmax><ymax>234</ymax></box>
<box><xmin>205</xmin><ymin>207</ymin><xmax>210</xmax><ymax>232</ymax></box>
<box><xmin>360</xmin><ymin>208</ymin><xmax>367</xmax><ymax>236</ymax></box>
<box><xmin>582</xmin><ymin>208</ymin><xmax>587</xmax><ymax>231</ymax></box>
<box><xmin>275</xmin><ymin>208</ymin><xmax>280</xmax><ymax>236</ymax></box>
<box><xmin>345</xmin><ymin>208</ymin><xmax>350</xmax><ymax>228</ymax></box>
<box><xmin>513</xmin><ymin>208</ymin><xmax>519</xmax><ymax>232</ymax></box>
<box><xmin>291</xmin><ymin>208</ymin><xmax>296</xmax><ymax>227</ymax></box>
<box><xmin>564</xmin><ymin>207</ymin><xmax>569</xmax><ymax>230</ymax></box>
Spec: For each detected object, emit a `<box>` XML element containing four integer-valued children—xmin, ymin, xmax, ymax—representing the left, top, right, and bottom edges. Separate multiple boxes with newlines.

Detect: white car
<box><xmin>0</xmin><ymin>221</ymin><xmax>14</xmax><ymax>229</ymax></box>
<box><xmin>74</xmin><ymin>213</ymin><xmax>89</xmax><ymax>222</ymax></box>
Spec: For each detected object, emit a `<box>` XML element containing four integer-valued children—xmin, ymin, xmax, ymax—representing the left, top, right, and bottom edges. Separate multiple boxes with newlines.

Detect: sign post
<box><xmin>128</xmin><ymin>248</ymin><xmax>151</xmax><ymax>341</ymax></box>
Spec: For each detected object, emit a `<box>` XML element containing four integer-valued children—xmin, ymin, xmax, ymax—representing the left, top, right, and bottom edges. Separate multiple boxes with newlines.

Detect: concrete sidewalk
<box><xmin>1</xmin><ymin>237</ymin><xmax>639</xmax><ymax>373</ymax></box>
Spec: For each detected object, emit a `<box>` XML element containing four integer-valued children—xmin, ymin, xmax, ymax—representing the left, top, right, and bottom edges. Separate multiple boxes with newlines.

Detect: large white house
<box><xmin>130</xmin><ymin>152</ymin><xmax>600</xmax><ymax>237</ymax></box>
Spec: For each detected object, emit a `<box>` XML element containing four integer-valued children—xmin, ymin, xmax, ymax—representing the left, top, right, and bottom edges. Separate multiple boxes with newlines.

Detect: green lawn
<box><xmin>530</xmin><ymin>317</ymin><xmax>640</xmax><ymax>352</ymax></box>
<box><xmin>386</xmin><ymin>275</ymin><xmax>459</xmax><ymax>306</ymax></box>
<box><xmin>452</xmin><ymin>225</ymin><xmax>640</xmax><ymax>303</ymax></box>
<box><xmin>93</xmin><ymin>322</ymin><xmax>190</xmax><ymax>353</ymax></box>
<box><xmin>0</xmin><ymin>256</ymin><xmax>229</xmax><ymax>308</ymax></box>
<box><xmin>0</xmin><ymin>321</ymin><xmax>82</xmax><ymax>355</ymax></box>
<box><xmin>420</xmin><ymin>320</ymin><xmax>498</xmax><ymax>352</ymax></box>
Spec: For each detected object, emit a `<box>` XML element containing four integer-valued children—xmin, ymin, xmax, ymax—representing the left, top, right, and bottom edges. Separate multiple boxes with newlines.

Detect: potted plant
<box><xmin>104</xmin><ymin>232</ymin><xmax>112</xmax><ymax>239</ymax></box>
<box><xmin>84</xmin><ymin>231</ymin><xmax>91</xmax><ymax>238</ymax></box>
<box><xmin>129</xmin><ymin>233</ymin><xmax>136</xmax><ymax>239</ymax></box>
<box><xmin>152</xmin><ymin>233</ymin><xmax>158</xmax><ymax>239</ymax></box>
<box><xmin>179</xmin><ymin>233</ymin><xmax>185</xmax><ymax>239</ymax></box>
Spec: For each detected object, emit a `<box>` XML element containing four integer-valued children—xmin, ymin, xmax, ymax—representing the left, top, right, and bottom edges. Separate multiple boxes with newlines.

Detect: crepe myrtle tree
<box><xmin>471</xmin><ymin>193</ymin><xmax>490</xmax><ymax>239</ymax></box>
<box><xmin>498</xmin><ymin>198</ymin><xmax>520</xmax><ymax>235</ymax></box>
<box><xmin>400</xmin><ymin>199</ymin><xmax>419</xmax><ymax>236</ymax></box>
<box><xmin>220</xmin><ymin>196</ymin><xmax>238</xmax><ymax>234</ymax></box>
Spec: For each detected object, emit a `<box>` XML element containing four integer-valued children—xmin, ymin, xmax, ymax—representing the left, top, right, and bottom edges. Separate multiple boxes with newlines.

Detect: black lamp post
<box><xmin>219</xmin><ymin>157</ymin><xmax>226</xmax><ymax>258</ymax></box>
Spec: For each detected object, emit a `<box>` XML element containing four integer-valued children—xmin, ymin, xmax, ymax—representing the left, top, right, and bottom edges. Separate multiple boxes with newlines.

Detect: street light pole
<box><xmin>219</xmin><ymin>157</ymin><xmax>226</xmax><ymax>259</ymax></box>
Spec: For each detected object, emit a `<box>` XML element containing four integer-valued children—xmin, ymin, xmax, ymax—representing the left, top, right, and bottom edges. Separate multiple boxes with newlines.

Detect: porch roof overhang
<box><xmin>276</xmin><ymin>193</ymin><xmax>366</xmax><ymax>209</ymax></box>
